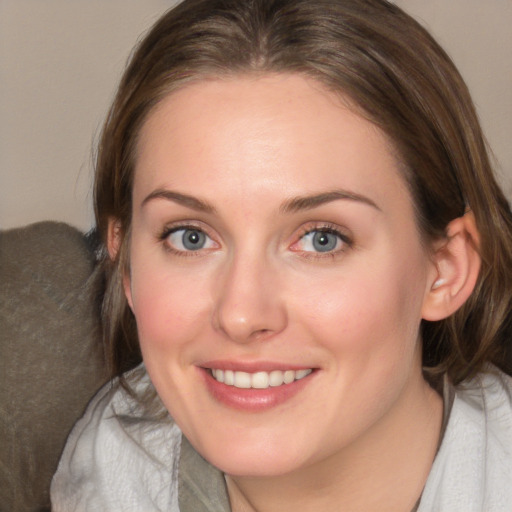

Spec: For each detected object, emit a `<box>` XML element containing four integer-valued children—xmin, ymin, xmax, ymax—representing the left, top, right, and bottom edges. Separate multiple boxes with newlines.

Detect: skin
<box><xmin>123</xmin><ymin>74</ymin><xmax>445</xmax><ymax>511</ymax></box>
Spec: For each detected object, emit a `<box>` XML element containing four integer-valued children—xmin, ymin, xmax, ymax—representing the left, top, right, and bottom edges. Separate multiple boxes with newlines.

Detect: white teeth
<box><xmin>295</xmin><ymin>369</ymin><xmax>311</xmax><ymax>380</ymax></box>
<box><xmin>251</xmin><ymin>371</ymin><xmax>269</xmax><ymax>389</ymax></box>
<box><xmin>269</xmin><ymin>370</ymin><xmax>284</xmax><ymax>387</ymax></box>
<box><xmin>210</xmin><ymin>368</ymin><xmax>312</xmax><ymax>389</ymax></box>
<box><xmin>283</xmin><ymin>370</ymin><xmax>295</xmax><ymax>384</ymax></box>
<box><xmin>234</xmin><ymin>371</ymin><xmax>251</xmax><ymax>389</ymax></box>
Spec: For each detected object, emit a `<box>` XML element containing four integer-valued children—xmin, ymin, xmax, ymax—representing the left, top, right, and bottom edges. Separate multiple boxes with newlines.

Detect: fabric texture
<box><xmin>418</xmin><ymin>368</ymin><xmax>512</xmax><ymax>511</ymax></box>
<box><xmin>0</xmin><ymin>222</ymin><xmax>107</xmax><ymax>512</ymax></box>
<box><xmin>51</xmin><ymin>368</ymin><xmax>182</xmax><ymax>512</ymax></box>
<box><xmin>52</xmin><ymin>366</ymin><xmax>512</xmax><ymax>512</ymax></box>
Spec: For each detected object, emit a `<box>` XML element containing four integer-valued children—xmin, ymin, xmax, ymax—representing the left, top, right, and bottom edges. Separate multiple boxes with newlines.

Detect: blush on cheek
<box><xmin>131</xmin><ymin>272</ymin><xmax>212</xmax><ymax>358</ymax></box>
<box><xmin>135</xmin><ymin>305</ymin><xmax>196</xmax><ymax>350</ymax></box>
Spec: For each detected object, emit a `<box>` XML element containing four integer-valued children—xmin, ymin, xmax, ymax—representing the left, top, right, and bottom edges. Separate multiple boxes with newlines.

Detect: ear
<box><xmin>107</xmin><ymin>217</ymin><xmax>122</xmax><ymax>260</ymax></box>
<box><xmin>107</xmin><ymin>217</ymin><xmax>134</xmax><ymax>310</ymax></box>
<box><xmin>422</xmin><ymin>211</ymin><xmax>481</xmax><ymax>321</ymax></box>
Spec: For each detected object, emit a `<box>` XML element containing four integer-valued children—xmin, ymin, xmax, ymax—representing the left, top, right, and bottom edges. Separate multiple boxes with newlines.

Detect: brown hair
<box><xmin>94</xmin><ymin>0</ymin><xmax>512</xmax><ymax>384</ymax></box>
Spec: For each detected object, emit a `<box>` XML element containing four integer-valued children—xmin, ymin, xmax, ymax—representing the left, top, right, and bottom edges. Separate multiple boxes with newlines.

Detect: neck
<box><xmin>226</xmin><ymin>370</ymin><xmax>443</xmax><ymax>512</ymax></box>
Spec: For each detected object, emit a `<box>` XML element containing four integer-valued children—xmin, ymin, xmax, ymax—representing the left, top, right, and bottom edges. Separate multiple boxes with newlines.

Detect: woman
<box><xmin>51</xmin><ymin>0</ymin><xmax>512</xmax><ymax>510</ymax></box>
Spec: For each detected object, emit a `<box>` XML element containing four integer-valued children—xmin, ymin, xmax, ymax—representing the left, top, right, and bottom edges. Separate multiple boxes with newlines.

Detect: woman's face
<box><xmin>125</xmin><ymin>74</ymin><xmax>438</xmax><ymax>477</ymax></box>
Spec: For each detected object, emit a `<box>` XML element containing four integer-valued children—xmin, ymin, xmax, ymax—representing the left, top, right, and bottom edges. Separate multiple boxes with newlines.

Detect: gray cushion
<box><xmin>0</xmin><ymin>221</ymin><xmax>107</xmax><ymax>511</ymax></box>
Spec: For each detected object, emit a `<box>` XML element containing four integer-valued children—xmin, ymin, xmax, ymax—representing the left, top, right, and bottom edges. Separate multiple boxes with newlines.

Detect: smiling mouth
<box><xmin>209</xmin><ymin>368</ymin><xmax>313</xmax><ymax>389</ymax></box>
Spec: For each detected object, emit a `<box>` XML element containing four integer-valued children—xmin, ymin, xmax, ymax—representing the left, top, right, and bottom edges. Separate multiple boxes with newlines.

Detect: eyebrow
<box><xmin>142</xmin><ymin>188</ymin><xmax>379</xmax><ymax>215</ymax></box>
<box><xmin>280</xmin><ymin>189</ymin><xmax>381</xmax><ymax>214</ymax></box>
<box><xmin>141</xmin><ymin>189</ymin><xmax>216</xmax><ymax>213</ymax></box>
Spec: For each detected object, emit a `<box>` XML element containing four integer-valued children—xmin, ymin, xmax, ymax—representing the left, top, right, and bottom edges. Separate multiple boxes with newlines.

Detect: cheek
<box><xmin>127</xmin><ymin>253</ymin><xmax>212</xmax><ymax>356</ymax></box>
<box><xmin>293</xmin><ymin>252</ymin><xmax>426</xmax><ymax>362</ymax></box>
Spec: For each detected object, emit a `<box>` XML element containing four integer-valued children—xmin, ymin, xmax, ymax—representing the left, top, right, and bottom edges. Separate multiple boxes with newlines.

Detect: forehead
<box><xmin>134</xmin><ymin>73</ymin><xmax>411</xmax><ymax>215</ymax></box>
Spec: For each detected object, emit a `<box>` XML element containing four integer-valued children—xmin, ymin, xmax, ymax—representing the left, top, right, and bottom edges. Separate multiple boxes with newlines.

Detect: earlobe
<box><xmin>107</xmin><ymin>217</ymin><xmax>122</xmax><ymax>261</ymax></box>
<box><xmin>421</xmin><ymin>211</ymin><xmax>481</xmax><ymax>321</ymax></box>
<box><xmin>123</xmin><ymin>271</ymin><xmax>134</xmax><ymax>311</ymax></box>
<box><xmin>107</xmin><ymin>217</ymin><xmax>134</xmax><ymax>310</ymax></box>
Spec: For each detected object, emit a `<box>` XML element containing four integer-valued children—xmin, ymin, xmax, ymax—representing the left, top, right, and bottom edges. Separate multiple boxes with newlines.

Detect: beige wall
<box><xmin>0</xmin><ymin>0</ymin><xmax>176</xmax><ymax>230</ymax></box>
<box><xmin>1</xmin><ymin>0</ymin><xmax>511</xmax><ymax>230</ymax></box>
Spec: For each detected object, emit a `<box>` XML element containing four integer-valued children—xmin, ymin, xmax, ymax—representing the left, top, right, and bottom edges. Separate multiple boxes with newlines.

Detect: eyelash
<box><xmin>157</xmin><ymin>222</ymin><xmax>353</xmax><ymax>259</ymax></box>
<box><xmin>158</xmin><ymin>222</ymin><xmax>217</xmax><ymax>257</ymax></box>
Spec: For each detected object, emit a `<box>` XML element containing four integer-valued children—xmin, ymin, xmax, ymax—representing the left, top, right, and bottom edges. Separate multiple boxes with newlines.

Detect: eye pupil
<box><xmin>182</xmin><ymin>229</ymin><xmax>205</xmax><ymax>250</ymax></box>
<box><xmin>312</xmin><ymin>231</ymin><xmax>337</xmax><ymax>252</ymax></box>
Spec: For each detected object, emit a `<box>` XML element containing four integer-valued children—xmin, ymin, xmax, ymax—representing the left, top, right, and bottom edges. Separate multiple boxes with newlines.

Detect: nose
<box><xmin>212</xmin><ymin>252</ymin><xmax>288</xmax><ymax>344</ymax></box>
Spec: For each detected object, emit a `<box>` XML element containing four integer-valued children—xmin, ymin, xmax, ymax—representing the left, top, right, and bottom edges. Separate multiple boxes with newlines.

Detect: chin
<box><xmin>196</xmin><ymin>434</ymin><xmax>305</xmax><ymax>477</ymax></box>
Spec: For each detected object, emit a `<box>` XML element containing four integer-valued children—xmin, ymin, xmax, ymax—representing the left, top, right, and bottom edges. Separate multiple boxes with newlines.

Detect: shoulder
<box><xmin>51</xmin><ymin>366</ymin><xmax>182</xmax><ymax>512</ymax></box>
<box><xmin>457</xmin><ymin>368</ymin><xmax>512</xmax><ymax>437</ymax></box>
<box><xmin>419</xmin><ymin>367</ymin><xmax>512</xmax><ymax>512</ymax></box>
<box><xmin>451</xmin><ymin>368</ymin><xmax>512</xmax><ymax>462</ymax></box>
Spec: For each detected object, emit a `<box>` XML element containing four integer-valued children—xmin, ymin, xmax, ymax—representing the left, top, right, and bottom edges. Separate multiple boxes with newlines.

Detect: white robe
<box><xmin>51</xmin><ymin>367</ymin><xmax>512</xmax><ymax>512</ymax></box>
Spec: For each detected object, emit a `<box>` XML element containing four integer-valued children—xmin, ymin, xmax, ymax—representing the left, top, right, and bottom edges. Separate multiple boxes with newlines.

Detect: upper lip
<box><xmin>199</xmin><ymin>360</ymin><xmax>315</xmax><ymax>373</ymax></box>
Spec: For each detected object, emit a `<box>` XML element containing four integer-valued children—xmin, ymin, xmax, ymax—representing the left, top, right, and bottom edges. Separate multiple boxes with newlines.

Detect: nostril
<box><xmin>251</xmin><ymin>328</ymin><xmax>272</xmax><ymax>339</ymax></box>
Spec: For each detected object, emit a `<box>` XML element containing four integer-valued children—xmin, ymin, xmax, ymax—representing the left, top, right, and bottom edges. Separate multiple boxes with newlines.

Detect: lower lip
<box><xmin>200</xmin><ymin>368</ymin><xmax>315</xmax><ymax>412</ymax></box>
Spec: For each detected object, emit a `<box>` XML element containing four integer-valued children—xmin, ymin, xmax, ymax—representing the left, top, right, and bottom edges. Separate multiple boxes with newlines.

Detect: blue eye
<box><xmin>166</xmin><ymin>228</ymin><xmax>215</xmax><ymax>252</ymax></box>
<box><xmin>297</xmin><ymin>229</ymin><xmax>347</xmax><ymax>253</ymax></box>
<box><xmin>311</xmin><ymin>231</ymin><xmax>338</xmax><ymax>252</ymax></box>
